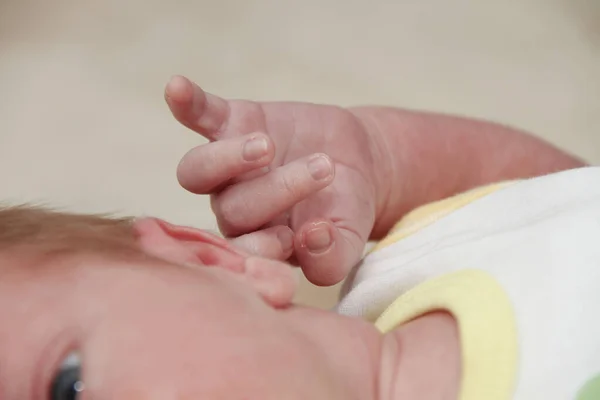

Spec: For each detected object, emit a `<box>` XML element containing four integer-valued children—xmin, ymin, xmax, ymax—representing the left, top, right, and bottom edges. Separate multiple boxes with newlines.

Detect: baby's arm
<box><xmin>166</xmin><ymin>75</ymin><xmax>584</xmax><ymax>284</ymax></box>
<box><xmin>352</xmin><ymin>106</ymin><xmax>586</xmax><ymax>238</ymax></box>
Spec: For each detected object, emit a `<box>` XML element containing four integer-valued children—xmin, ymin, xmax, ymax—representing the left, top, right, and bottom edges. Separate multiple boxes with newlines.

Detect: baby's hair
<box><xmin>0</xmin><ymin>204</ymin><xmax>140</xmax><ymax>260</ymax></box>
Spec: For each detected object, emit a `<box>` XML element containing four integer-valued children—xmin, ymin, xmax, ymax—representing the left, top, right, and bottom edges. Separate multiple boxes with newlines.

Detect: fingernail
<box><xmin>277</xmin><ymin>228</ymin><xmax>294</xmax><ymax>252</ymax></box>
<box><xmin>303</xmin><ymin>222</ymin><xmax>333</xmax><ymax>253</ymax></box>
<box><xmin>307</xmin><ymin>155</ymin><xmax>332</xmax><ymax>181</ymax></box>
<box><xmin>243</xmin><ymin>137</ymin><xmax>268</xmax><ymax>161</ymax></box>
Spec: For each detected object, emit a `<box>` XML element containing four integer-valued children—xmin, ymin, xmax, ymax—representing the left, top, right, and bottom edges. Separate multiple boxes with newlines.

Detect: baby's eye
<box><xmin>50</xmin><ymin>353</ymin><xmax>84</xmax><ymax>400</ymax></box>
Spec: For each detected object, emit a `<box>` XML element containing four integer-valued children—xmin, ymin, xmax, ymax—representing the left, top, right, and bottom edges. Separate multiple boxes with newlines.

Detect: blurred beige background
<box><xmin>1</xmin><ymin>0</ymin><xmax>598</xmax><ymax>308</ymax></box>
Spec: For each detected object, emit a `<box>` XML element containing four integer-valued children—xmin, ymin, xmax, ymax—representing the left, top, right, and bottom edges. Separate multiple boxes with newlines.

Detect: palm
<box><xmin>229</xmin><ymin>101</ymin><xmax>377</xmax><ymax>240</ymax></box>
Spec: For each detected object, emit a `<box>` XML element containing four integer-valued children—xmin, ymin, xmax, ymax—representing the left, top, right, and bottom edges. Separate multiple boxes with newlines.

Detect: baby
<box><xmin>1</xmin><ymin>75</ymin><xmax>598</xmax><ymax>400</ymax></box>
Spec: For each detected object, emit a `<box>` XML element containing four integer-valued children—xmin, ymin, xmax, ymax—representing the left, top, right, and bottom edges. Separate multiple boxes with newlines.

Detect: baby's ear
<box><xmin>133</xmin><ymin>217</ymin><xmax>246</xmax><ymax>272</ymax></box>
<box><xmin>133</xmin><ymin>218</ymin><xmax>297</xmax><ymax>307</ymax></box>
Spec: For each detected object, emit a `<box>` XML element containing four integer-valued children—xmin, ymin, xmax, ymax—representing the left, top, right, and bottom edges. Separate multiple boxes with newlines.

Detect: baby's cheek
<box><xmin>77</xmin><ymin>302</ymin><xmax>213</xmax><ymax>398</ymax></box>
<box><xmin>79</xmin><ymin>325</ymin><xmax>175</xmax><ymax>398</ymax></box>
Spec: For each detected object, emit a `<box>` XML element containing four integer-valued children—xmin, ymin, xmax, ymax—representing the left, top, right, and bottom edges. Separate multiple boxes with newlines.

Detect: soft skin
<box><xmin>0</xmin><ymin>216</ymin><xmax>460</xmax><ymax>400</ymax></box>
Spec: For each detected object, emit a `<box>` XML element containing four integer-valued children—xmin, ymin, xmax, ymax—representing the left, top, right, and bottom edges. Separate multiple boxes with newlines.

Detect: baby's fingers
<box><xmin>230</xmin><ymin>226</ymin><xmax>294</xmax><ymax>261</ymax></box>
<box><xmin>213</xmin><ymin>154</ymin><xmax>335</xmax><ymax>236</ymax></box>
<box><xmin>294</xmin><ymin>219</ymin><xmax>366</xmax><ymax>286</ymax></box>
<box><xmin>165</xmin><ymin>75</ymin><xmax>229</xmax><ymax>139</ymax></box>
<box><xmin>177</xmin><ymin>132</ymin><xmax>275</xmax><ymax>194</ymax></box>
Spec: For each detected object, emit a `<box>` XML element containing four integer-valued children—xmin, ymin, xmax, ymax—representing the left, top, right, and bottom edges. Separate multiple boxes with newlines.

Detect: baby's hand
<box><xmin>165</xmin><ymin>76</ymin><xmax>386</xmax><ymax>285</ymax></box>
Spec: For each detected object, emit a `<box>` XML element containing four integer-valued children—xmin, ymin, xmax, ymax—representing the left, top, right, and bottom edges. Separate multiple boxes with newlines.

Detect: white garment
<box><xmin>338</xmin><ymin>167</ymin><xmax>600</xmax><ymax>400</ymax></box>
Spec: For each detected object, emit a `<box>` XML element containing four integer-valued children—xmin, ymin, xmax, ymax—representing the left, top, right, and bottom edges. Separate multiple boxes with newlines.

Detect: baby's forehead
<box><xmin>4</xmin><ymin>251</ymin><xmax>251</xmax><ymax>325</ymax></box>
<box><xmin>0</xmin><ymin>252</ymin><xmax>237</xmax><ymax>334</ymax></box>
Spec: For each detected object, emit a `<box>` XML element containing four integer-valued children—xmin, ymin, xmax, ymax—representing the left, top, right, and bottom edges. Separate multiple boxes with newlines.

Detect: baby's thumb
<box><xmin>293</xmin><ymin>219</ymin><xmax>366</xmax><ymax>286</ymax></box>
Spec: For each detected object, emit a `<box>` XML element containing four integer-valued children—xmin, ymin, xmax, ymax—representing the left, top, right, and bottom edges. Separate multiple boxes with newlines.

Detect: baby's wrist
<box><xmin>349</xmin><ymin>107</ymin><xmax>396</xmax><ymax>238</ymax></box>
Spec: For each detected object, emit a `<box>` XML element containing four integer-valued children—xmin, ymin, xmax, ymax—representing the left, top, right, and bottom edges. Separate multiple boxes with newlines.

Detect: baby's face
<box><xmin>0</xmin><ymin>243</ymin><xmax>379</xmax><ymax>399</ymax></box>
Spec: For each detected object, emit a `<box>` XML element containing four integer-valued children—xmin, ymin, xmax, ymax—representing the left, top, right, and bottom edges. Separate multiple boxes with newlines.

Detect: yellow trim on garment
<box><xmin>372</xmin><ymin>181</ymin><xmax>516</xmax><ymax>252</ymax></box>
<box><xmin>375</xmin><ymin>269</ymin><xmax>517</xmax><ymax>400</ymax></box>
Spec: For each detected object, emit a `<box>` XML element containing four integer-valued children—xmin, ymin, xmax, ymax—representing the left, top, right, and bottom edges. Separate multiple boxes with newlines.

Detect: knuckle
<box><xmin>278</xmin><ymin>171</ymin><xmax>301</xmax><ymax>198</ymax></box>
